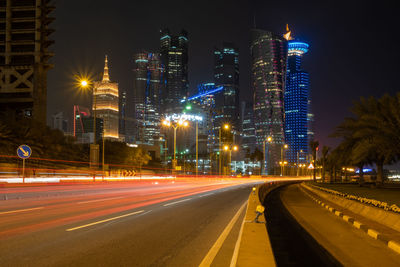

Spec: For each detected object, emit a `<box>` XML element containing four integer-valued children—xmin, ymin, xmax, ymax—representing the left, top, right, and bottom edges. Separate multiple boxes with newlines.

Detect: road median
<box><xmin>232</xmin><ymin>182</ymin><xmax>287</xmax><ymax>266</ymax></box>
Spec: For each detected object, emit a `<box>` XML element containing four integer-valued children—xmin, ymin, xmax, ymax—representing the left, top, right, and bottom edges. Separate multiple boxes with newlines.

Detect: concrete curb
<box><xmin>233</xmin><ymin>184</ymin><xmax>277</xmax><ymax>267</ymax></box>
<box><xmin>300</xmin><ymin>183</ymin><xmax>400</xmax><ymax>255</ymax></box>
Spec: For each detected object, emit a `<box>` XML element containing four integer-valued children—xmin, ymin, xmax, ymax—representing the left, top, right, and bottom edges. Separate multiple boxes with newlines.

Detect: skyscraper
<box><xmin>93</xmin><ymin>56</ymin><xmax>119</xmax><ymax>140</ymax></box>
<box><xmin>73</xmin><ymin>105</ymin><xmax>103</xmax><ymax>143</ymax></box>
<box><xmin>0</xmin><ymin>0</ymin><xmax>55</xmax><ymax>123</ymax></box>
<box><xmin>240</xmin><ymin>101</ymin><xmax>256</xmax><ymax>153</ymax></box>
<box><xmin>119</xmin><ymin>90</ymin><xmax>127</xmax><ymax>138</ymax></box>
<box><xmin>52</xmin><ymin>112</ymin><xmax>68</xmax><ymax>133</ymax></box>
<box><xmin>214</xmin><ymin>43</ymin><xmax>240</xmax><ymax>129</ymax></box>
<box><xmin>160</xmin><ymin>28</ymin><xmax>188</xmax><ymax>113</ymax></box>
<box><xmin>284</xmin><ymin>28</ymin><xmax>310</xmax><ymax>165</ymax></box>
<box><xmin>250</xmin><ymin>29</ymin><xmax>287</xmax><ymax>173</ymax></box>
<box><xmin>128</xmin><ymin>51</ymin><xmax>163</xmax><ymax>144</ymax></box>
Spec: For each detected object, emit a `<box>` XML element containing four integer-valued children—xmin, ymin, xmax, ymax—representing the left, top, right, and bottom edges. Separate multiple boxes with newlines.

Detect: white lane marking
<box><xmin>0</xmin><ymin>207</ymin><xmax>44</xmax><ymax>215</ymax></box>
<box><xmin>230</xmin><ymin>201</ymin><xmax>249</xmax><ymax>267</ymax></box>
<box><xmin>66</xmin><ymin>210</ymin><xmax>145</xmax><ymax>231</ymax></box>
<box><xmin>77</xmin><ymin>196</ymin><xmax>125</xmax><ymax>204</ymax></box>
<box><xmin>200</xmin><ymin>193</ymin><xmax>215</xmax><ymax>198</ymax></box>
<box><xmin>163</xmin><ymin>198</ymin><xmax>192</xmax><ymax>207</ymax></box>
<box><xmin>199</xmin><ymin>200</ymin><xmax>248</xmax><ymax>267</ymax></box>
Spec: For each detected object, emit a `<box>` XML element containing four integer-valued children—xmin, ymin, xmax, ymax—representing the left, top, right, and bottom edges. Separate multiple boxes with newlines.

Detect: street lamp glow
<box><xmin>223</xmin><ymin>124</ymin><xmax>230</xmax><ymax>130</ymax></box>
<box><xmin>284</xmin><ymin>144</ymin><xmax>288</xmax><ymax>149</ymax></box>
<box><xmin>183</xmin><ymin>121</ymin><xmax>189</xmax><ymax>127</ymax></box>
<box><xmin>223</xmin><ymin>145</ymin><xmax>229</xmax><ymax>151</ymax></box>
<box><xmin>80</xmin><ymin>80</ymin><xmax>88</xmax><ymax>87</ymax></box>
<box><xmin>233</xmin><ymin>145</ymin><xmax>238</xmax><ymax>151</ymax></box>
<box><xmin>267</xmin><ymin>136</ymin><xmax>272</xmax><ymax>142</ymax></box>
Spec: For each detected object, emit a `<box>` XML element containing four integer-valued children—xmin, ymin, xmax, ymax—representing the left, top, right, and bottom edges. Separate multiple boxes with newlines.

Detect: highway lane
<box><xmin>0</xmin><ymin>180</ymin><xmax>257</xmax><ymax>266</ymax></box>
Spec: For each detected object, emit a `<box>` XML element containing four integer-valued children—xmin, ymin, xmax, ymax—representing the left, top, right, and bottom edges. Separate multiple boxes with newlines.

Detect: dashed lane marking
<box><xmin>163</xmin><ymin>198</ymin><xmax>192</xmax><ymax>207</ymax></box>
<box><xmin>66</xmin><ymin>210</ymin><xmax>145</xmax><ymax>231</ymax></box>
<box><xmin>77</xmin><ymin>196</ymin><xmax>125</xmax><ymax>204</ymax></box>
<box><xmin>0</xmin><ymin>207</ymin><xmax>44</xmax><ymax>215</ymax></box>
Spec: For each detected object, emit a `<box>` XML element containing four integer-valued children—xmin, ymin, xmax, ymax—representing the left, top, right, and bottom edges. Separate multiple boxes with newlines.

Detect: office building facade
<box><xmin>0</xmin><ymin>0</ymin><xmax>55</xmax><ymax>123</ymax></box>
<box><xmin>128</xmin><ymin>51</ymin><xmax>163</xmax><ymax>144</ymax></box>
<box><xmin>160</xmin><ymin>28</ymin><xmax>188</xmax><ymax>113</ymax></box>
<box><xmin>73</xmin><ymin>105</ymin><xmax>103</xmax><ymax>143</ymax></box>
<box><xmin>213</xmin><ymin>43</ymin><xmax>240</xmax><ymax>129</ymax></box>
<box><xmin>250</xmin><ymin>29</ymin><xmax>287</xmax><ymax>173</ymax></box>
<box><xmin>51</xmin><ymin>111</ymin><xmax>68</xmax><ymax>133</ymax></box>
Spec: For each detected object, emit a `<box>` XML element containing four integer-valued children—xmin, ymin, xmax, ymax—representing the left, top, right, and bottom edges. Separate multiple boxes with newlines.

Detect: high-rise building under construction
<box><xmin>0</xmin><ymin>0</ymin><xmax>55</xmax><ymax>123</ymax></box>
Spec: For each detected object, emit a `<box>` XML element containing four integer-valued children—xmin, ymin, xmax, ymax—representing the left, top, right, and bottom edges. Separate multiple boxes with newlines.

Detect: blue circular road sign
<box><xmin>17</xmin><ymin>145</ymin><xmax>32</xmax><ymax>159</ymax></box>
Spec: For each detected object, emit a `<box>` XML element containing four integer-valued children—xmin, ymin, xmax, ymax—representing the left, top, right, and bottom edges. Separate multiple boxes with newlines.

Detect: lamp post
<box><xmin>78</xmin><ymin>78</ymin><xmax>101</xmax><ymax>179</ymax></box>
<box><xmin>195</xmin><ymin>121</ymin><xmax>198</xmax><ymax>177</ymax></box>
<box><xmin>262</xmin><ymin>136</ymin><xmax>272</xmax><ymax>175</ymax></box>
<box><xmin>281</xmin><ymin>144</ymin><xmax>288</xmax><ymax>176</ymax></box>
<box><xmin>162</xmin><ymin>119</ymin><xmax>189</xmax><ymax>171</ymax></box>
<box><xmin>223</xmin><ymin>144</ymin><xmax>238</xmax><ymax>176</ymax></box>
<box><xmin>219</xmin><ymin>124</ymin><xmax>230</xmax><ymax>176</ymax></box>
<box><xmin>159</xmin><ymin>137</ymin><xmax>167</xmax><ymax>172</ymax></box>
<box><xmin>297</xmin><ymin>149</ymin><xmax>303</xmax><ymax>176</ymax></box>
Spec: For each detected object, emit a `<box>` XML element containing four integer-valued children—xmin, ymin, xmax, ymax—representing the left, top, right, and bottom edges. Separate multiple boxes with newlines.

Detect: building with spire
<box><xmin>250</xmin><ymin>28</ymin><xmax>287</xmax><ymax>174</ymax></box>
<box><xmin>284</xmin><ymin>26</ymin><xmax>311</xmax><ymax>165</ymax></box>
<box><xmin>93</xmin><ymin>56</ymin><xmax>119</xmax><ymax>140</ymax></box>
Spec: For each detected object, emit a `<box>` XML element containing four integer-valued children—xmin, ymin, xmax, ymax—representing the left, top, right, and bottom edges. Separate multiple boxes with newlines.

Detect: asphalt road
<box><xmin>0</xmin><ymin>180</ymin><xmax>257</xmax><ymax>266</ymax></box>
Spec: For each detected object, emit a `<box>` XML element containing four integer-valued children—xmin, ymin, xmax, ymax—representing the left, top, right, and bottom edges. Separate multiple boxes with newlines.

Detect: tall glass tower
<box><xmin>284</xmin><ymin>32</ymin><xmax>310</xmax><ymax>165</ymax></box>
<box><xmin>213</xmin><ymin>43</ymin><xmax>240</xmax><ymax>129</ymax></box>
<box><xmin>128</xmin><ymin>52</ymin><xmax>163</xmax><ymax>144</ymax></box>
<box><xmin>250</xmin><ymin>29</ymin><xmax>287</xmax><ymax>173</ymax></box>
<box><xmin>160</xmin><ymin>28</ymin><xmax>188</xmax><ymax>114</ymax></box>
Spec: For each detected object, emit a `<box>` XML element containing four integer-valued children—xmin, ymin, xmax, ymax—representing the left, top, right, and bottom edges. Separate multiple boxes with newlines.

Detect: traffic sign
<box><xmin>17</xmin><ymin>145</ymin><xmax>32</xmax><ymax>159</ymax></box>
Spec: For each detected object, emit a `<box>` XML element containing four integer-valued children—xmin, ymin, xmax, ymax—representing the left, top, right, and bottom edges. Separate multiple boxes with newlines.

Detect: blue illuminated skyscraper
<box><xmin>284</xmin><ymin>29</ymin><xmax>310</xmax><ymax>165</ymax></box>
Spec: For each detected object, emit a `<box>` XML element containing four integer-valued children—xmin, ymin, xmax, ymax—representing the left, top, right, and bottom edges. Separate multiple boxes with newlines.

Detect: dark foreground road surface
<box><xmin>264</xmin><ymin>184</ymin><xmax>341</xmax><ymax>267</ymax></box>
<box><xmin>0</xmin><ymin>180</ymin><xmax>257</xmax><ymax>266</ymax></box>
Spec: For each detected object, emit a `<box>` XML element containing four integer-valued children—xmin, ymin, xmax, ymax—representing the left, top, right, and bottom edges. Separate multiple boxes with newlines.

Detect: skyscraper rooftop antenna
<box><xmin>253</xmin><ymin>14</ymin><xmax>257</xmax><ymax>28</ymax></box>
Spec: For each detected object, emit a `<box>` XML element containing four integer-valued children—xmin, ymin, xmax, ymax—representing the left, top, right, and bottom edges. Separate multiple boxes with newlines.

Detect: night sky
<box><xmin>48</xmin><ymin>0</ymin><xmax>398</xmax><ymax>149</ymax></box>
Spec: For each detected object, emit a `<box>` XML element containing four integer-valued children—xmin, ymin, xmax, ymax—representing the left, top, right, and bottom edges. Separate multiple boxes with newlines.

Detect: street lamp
<box><xmin>281</xmin><ymin>144</ymin><xmax>289</xmax><ymax>176</ymax></box>
<box><xmin>219</xmin><ymin>123</ymin><xmax>231</xmax><ymax>176</ymax></box>
<box><xmin>77</xmin><ymin>78</ymin><xmax>102</xmax><ymax>177</ymax></box>
<box><xmin>262</xmin><ymin>136</ymin><xmax>272</xmax><ymax>175</ymax></box>
<box><xmin>223</xmin><ymin>144</ymin><xmax>239</xmax><ymax>176</ymax></box>
<box><xmin>297</xmin><ymin>149</ymin><xmax>303</xmax><ymax>176</ymax></box>
<box><xmin>162</xmin><ymin>119</ymin><xmax>189</xmax><ymax>171</ymax></box>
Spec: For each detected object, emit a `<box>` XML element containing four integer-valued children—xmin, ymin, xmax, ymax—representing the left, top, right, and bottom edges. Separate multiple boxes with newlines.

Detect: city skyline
<box><xmin>47</xmin><ymin>1</ymin><xmax>399</xmax><ymax>149</ymax></box>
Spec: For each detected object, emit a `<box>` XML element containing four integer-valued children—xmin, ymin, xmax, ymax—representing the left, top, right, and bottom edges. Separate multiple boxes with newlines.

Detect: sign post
<box><xmin>17</xmin><ymin>145</ymin><xmax>32</xmax><ymax>183</ymax></box>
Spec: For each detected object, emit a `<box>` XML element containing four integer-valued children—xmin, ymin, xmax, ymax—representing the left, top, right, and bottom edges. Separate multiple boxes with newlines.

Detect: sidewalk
<box><xmin>233</xmin><ymin>184</ymin><xmax>276</xmax><ymax>266</ymax></box>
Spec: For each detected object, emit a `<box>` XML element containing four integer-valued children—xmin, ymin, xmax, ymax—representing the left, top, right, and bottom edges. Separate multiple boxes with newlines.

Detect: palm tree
<box><xmin>309</xmin><ymin>140</ymin><xmax>319</xmax><ymax>182</ymax></box>
<box><xmin>332</xmin><ymin>94</ymin><xmax>400</xmax><ymax>186</ymax></box>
